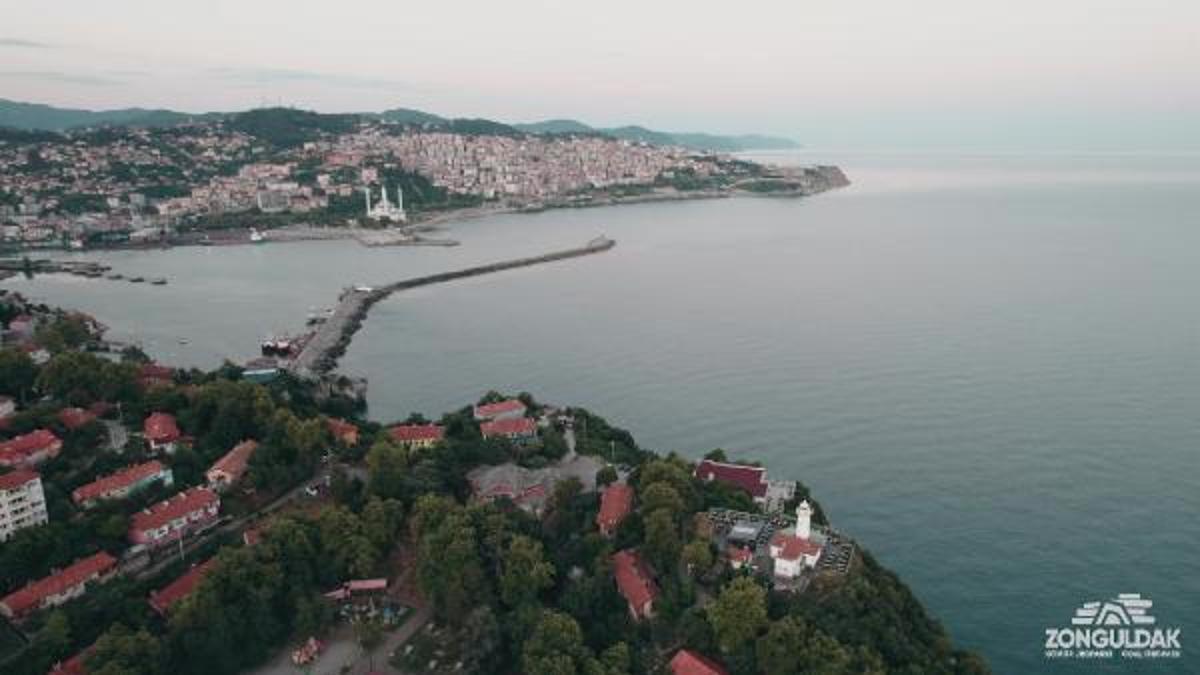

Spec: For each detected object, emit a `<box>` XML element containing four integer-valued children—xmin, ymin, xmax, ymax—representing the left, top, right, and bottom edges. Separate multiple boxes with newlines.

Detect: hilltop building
<box><xmin>768</xmin><ymin>500</ymin><xmax>823</xmax><ymax>580</ymax></box>
<box><xmin>364</xmin><ymin>184</ymin><xmax>407</xmax><ymax>223</ymax></box>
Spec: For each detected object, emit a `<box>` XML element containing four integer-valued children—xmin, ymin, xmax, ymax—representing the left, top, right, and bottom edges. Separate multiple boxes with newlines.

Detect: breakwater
<box><xmin>288</xmin><ymin>236</ymin><xmax>616</xmax><ymax>376</ymax></box>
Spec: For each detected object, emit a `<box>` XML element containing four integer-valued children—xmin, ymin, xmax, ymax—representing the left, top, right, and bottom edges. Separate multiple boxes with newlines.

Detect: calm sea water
<box><xmin>6</xmin><ymin>152</ymin><xmax>1199</xmax><ymax>673</ymax></box>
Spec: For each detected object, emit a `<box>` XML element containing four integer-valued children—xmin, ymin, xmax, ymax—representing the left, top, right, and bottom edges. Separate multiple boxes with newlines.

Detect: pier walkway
<box><xmin>287</xmin><ymin>236</ymin><xmax>615</xmax><ymax>377</ymax></box>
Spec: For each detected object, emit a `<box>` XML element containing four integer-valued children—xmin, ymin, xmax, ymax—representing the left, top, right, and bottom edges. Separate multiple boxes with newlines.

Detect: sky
<box><xmin>1</xmin><ymin>0</ymin><xmax>1198</xmax><ymax>150</ymax></box>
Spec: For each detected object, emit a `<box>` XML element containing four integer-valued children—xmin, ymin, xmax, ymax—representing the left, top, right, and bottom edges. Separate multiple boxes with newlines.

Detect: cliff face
<box><xmin>731</xmin><ymin>164</ymin><xmax>852</xmax><ymax>196</ymax></box>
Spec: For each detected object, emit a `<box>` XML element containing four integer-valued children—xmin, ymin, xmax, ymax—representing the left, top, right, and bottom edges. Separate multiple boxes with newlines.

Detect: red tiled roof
<box><xmin>727</xmin><ymin>546</ymin><xmax>753</xmax><ymax>563</ymax></box>
<box><xmin>597</xmin><ymin>483</ymin><xmax>634</xmax><ymax>532</ymax></box>
<box><xmin>207</xmin><ymin>440</ymin><xmax>257</xmax><ymax>483</ymax></box>
<box><xmin>473</xmin><ymin>399</ymin><xmax>525</xmax><ymax>419</ymax></box>
<box><xmin>670</xmin><ymin>649</ymin><xmax>729</xmax><ymax>675</ymax></box>
<box><xmin>149</xmin><ymin>558</ymin><xmax>217</xmax><ymax>615</ymax></box>
<box><xmin>0</xmin><ymin>429</ymin><xmax>61</xmax><ymax>465</ymax></box>
<box><xmin>58</xmin><ymin>407</ymin><xmax>97</xmax><ymax>430</ymax></box>
<box><xmin>49</xmin><ymin>646</ymin><xmax>92</xmax><ymax>675</ymax></box>
<box><xmin>131</xmin><ymin>487</ymin><xmax>219</xmax><ymax>534</ymax></box>
<box><xmin>139</xmin><ymin>363</ymin><xmax>173</xmax><ymax>380</ymax></box>
<box><xmin>694</xmin><ymin>459</ymin><xmax>768</xmax><ymax>498</ymax></box>
<box><xmin>0</xmin><ymin>468</ymin><xmax>39</xmax><ymax>491</ymax></box>
<box><xmin>769</xmin><ymin>531</ymin><xmax>822</xmax><ymax>560</ymax></box>
<box><xmin>0</xmin><ymin>552</ymin><xmax>117</xmax><ymax>617</ymax></box>
<box><xmin>480</xmin><ymin>417</ymin><xmax>537</xmax><ymax>438</ymax></box>
<box><xmin>143</xmin><ymin>413</ymin><xmax>180</xmax><ymax>444</ymax></box>
<box><xmin>326</xmin><ymin>417</ymin><xmax>358</xmax><ymax>442</ymax></box>
<box><xmin>611</xmin><ymin>549</ymin><xmax>658</xmax><ymax>619</ymax></box>
<box><xmin>72</xmin><ymin>461</ymin><xmax>167</xmax><ymax>505</ymax></box>
<box><xmin>388</xmin><ymin>424</ymin><xmax>445</xmax><ymax>444</ymax></box>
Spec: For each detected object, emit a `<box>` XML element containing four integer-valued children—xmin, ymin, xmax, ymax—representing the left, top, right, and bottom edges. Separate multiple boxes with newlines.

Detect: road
<box><xmin>352</xmin><ymin>605</ymin><xmax>432</xmax><ymax>675</ymax></box>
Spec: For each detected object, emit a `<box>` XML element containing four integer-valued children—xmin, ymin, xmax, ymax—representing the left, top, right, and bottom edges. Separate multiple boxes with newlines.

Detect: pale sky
<box><xmin>2</xmin><ymin>0</ymin><xmax>1197</xmax><ymax>150</ymax></box>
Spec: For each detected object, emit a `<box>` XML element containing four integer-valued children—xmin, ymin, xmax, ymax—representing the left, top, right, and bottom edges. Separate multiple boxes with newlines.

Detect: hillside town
<box><xmin>0</xmin><ymin>111</ymin><xmax>847</xmax><ymax>250</ymax></box>
<box><xmin>0</xmin><ymin>290</ymin><xmax>986</xmax><ymax>675</ymax></box>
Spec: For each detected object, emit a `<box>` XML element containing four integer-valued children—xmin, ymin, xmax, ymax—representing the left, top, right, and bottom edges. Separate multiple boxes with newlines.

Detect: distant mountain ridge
<box><xmin>0</xmin><ymin>98</ymin><xmax>799</xmax><ymax>152</ymax></box>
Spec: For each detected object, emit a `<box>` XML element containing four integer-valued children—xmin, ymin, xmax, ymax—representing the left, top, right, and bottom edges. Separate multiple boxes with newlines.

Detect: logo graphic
<box><xmin>1046</xmin><ymin>594</ymin><xmax>1182</xmax><ymax>660</ymax></box>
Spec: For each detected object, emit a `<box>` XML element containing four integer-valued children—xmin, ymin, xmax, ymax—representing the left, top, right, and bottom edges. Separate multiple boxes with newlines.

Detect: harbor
<box><xmin>285</xmin><ymin>236</ymin><xmax>615</xmax><ymax>377</ymax></box>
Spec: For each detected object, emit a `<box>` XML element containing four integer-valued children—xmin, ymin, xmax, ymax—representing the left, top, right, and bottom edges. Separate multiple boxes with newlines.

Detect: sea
<box><xmin>5</xmin><ymin>151</ymin><xmax>1199</xmax><ymax>674</ymax></box>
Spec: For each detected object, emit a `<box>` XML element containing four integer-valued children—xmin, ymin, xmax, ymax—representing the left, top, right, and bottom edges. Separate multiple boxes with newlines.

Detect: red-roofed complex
<box><xmin>0</xmin><ymin>552</ymin><xmax>117</xmax><ymax>620</ymax></box>
<box><xmin>326</xmin><ymin>418</ymin><xmax>359</xmax><ymax>446</ymax></box>
<box><xmin>57</xmin><ymin>407</ymin><xmax>97</xmax><ymax>431</ymax></box>
<box><xmin>144</xmin><ymin>412</ymin><xmax>181</xmax><ymax>454</ymax></box>
<box><xmin>72</xmin><ymin>460</ymin><xmax>173</xmax><ymax>508</ymax></box>
<box><xmin>669</xmin><ymin>649</ymin><xmax>729</xmax><ymax>675</ymax></box>
<box><xmin>612</xmin><ymin>549</ymin><xmax>658</xmax><ymax>620</ymax></box>
<box><xmin>0</xmin><ymin>469</ymin><xmax>48</xmax><ymax>541</ymax></box>
<box><xmin>138</xmin><ymin>363</ymin><xmax>174</xmax><ymax>389</ymax></box>
<box><xmin>480</xmin><ymin>417</ymin><xmax>538</xmax><ymax>443</ymax></box>
<box><xmin>388</xmin><ymin>424</ymin><xmax>445</xmax><ymax>450</ymax></box>
<box><xmin>129</xmin><ymin>487</ymin><xmax>220</xmax><ymax>547</ymax></box>
<box><xmin>473</xmin><ymin>398</ymin><xmax>526</xmax><ymax>421</ymax></box>
<box><xmin>694</xmin><ymin>459</ymin><xmax>767</xmax><ymax>498</ymax></box>
<box><xmin>768</xmin><ymin>501</ymin><xmax>822</xmax><ymax>579</ymax></box>
<box><xmin>205</xmin><ymin>440</ymin><xmax>257</xmax><ymax>491</ymax></box>
<box><xmin>149</xmin><ymin>558</ymin><xmax>217</xmax><ymax>616</ymax></box>
<box><xmin>0</xmin><ymin>429</ymin><xmax>62</xmax><ymax>468</ymax></box>
<box><xmin>597</xmin><ymin>483</ymin><xmax>634</xmax><ymax>537</ymax></box>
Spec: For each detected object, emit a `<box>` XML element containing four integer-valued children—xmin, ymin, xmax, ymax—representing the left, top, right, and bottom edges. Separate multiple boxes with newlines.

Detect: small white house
<box><xmin>768</xmin><ymin>500</ymin><xmax>822</xmax><ymax>579</ymax></box>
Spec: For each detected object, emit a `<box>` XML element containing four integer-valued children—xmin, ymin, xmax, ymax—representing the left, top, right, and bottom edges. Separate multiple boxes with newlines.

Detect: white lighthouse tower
<box><xmin>794</xmin><ymin>500</ymin><xmax>812</xmax><ymax>540</ymax></box>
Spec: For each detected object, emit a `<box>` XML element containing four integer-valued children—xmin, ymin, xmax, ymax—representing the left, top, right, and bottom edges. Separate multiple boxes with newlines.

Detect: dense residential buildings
<box><xmin>0</xmin><ymin>469</ymin><xmax>49</xmax><ymax>541</ymax></box>
<box><xmin>0</xmin><ymin>552</ymin><xmax>117</xmax><ymax>620</ymax></box>
<box><xmin>128</xmin><ymin>487</ymin><xmax>220</xmax><ymax>547</ymax></box>
<box><xmin>205</xmin><ymin>439</ymin><xmax>257</xmax><ymax>491</ymax></box>
<box><xmin>611</xmin><ymin>549</ymin><xmax>658</xmax><ymax>621</ymax></box>
<box><xmin>596</xmin><ymin>483</ymin><xmax>634</xmax><ymax>537</ymax></box>
<box><xmin>0</xmin><ymin>429</ymin><xmax>63</xmax><ymax>468</ymax></box>
<box><xmin>387</xmin><ymin>423</ymin><xmax>445</xmax><ymax>450</ymax></box>
<box><xmin>71</xmin><ymin>460</ymin><xmax>173</xmax><ymax>508</ymax></box>
<box><xmin>143</xmin><ymin>412</ymin><xmax>181</xmax><ymax>454</ymax></box>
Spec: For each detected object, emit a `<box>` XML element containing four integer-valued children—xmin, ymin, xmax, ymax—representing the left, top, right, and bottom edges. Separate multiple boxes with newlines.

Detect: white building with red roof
<box><xmin>597</xmin><ymin>483</ymin><xmax>634</xmax><ymax>537</ymax></box>
<box><xmin>388</xmin><ymin>423</ymin><xmax>445</xmax><ymax>450</ymax></box>
<box><xmin>612</xmin><ymin>549</ymin><xmax>658</xmax><ymax>620</ymax></box>
<box><xmin>473</xmin><ymin>398</ymin><xmax>527</xmax><ymax>421</ymax></box>
<box><xmin>0</xmin><ymin>551</ymin><xmax>117</xmax><ymax>620</ymax></box>
<box><xmin>205</xmin><ymin>439</ymin><xmax>257</xmax><ymax>491</ymax></box>
<box><xmin>0</xmin><ymin>429</ymin><xmax>62</xmax><ymax>468</ymax></box>
<box><xmin>72</xmin><ymin>460</ymin><xmax>173</xmax><ymax>509</ymax></box>
<box><xmin>768</xmin><ymin>500</ymin><xmax>823</xmax><ymax>580</ymax></box>
<box><xmin>669</xmin><ymin>649</ymin><xmax>729</xmax><ymax>675</ymax></box>
<box><xmin>480</xmin><ymin>417</ymin><xmax>538</xmax><ymax>444</ymax></box>
<box><xmin>143</xmin><ymin>412</ymin><xmax>181</xmax><ymax>454</ymax></box>
<box><xmin>694</xmin><ymin>459</ymin><xmax>796</xmax><ymax>512</ymax></box>
<box><xmin>129</xmin><ymin>487</ymin><xmax>220</xmax><ymax>547</ymax></box>
<box><xmin>0</xmin><ymin>469</ymin><xmax>48</xmax><ymax>541</ymax></box>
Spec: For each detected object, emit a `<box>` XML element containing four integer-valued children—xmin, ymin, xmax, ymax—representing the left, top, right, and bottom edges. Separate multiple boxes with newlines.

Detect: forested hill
<box><xmin>0</xmin><ymin>98</ymin><xmax>798</xmax><ymax>152</ymax></box>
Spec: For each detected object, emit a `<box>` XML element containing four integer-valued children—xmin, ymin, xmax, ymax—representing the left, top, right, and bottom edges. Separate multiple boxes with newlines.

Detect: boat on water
<box><xmin>305</xmin><ymin>308</ymin><xmax>334</xmax><ymax>325</ymax></box>
<box><xmin>249</xmin><ymin>228</ymin><xmax>266</xmax><ymax>244</ymax></box>
<box><xmin>107</xmin><ymin>273</ymin><xmax>124</xmax><ymax>280</ymax></box>
<box><xmin>129</xmin><ymin>276</ymin><xmax>145</xmax><ymax>283</ymax></box>
<box><xmin>150</xmin><ymin>277</ymin><xmax>167</xmax><ymax>285</ymax></box>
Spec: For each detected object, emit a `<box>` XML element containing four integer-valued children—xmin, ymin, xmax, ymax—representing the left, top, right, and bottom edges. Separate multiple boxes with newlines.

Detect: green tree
<box><xmin>500</xmin><ymin>535</ymin><xmax>555</xmax><ymax>607</ymax></box>
<box><xmin>643</xmin><ymin>508</ymin><xmax>681</xmax><ymax>574</ymax></box>
<box><xmin>640</xmin><ymin>482</ymin><xmax>684</xmax><ymax>516</ymax></box>
<box><xmin>87</xmin><ymin>623</ymin><xmax>164</xmax><ymax>675</ymax></box>
<box><xmin>0</xmin><ymin>348</ymin><xmax>36</xmax><ymax>401</ymax></box>
<box><xmin>595</xmin><ymin>465</ymin><xmax>618</xmax><ymax>487</ymax></box>
<box><xmin>682</xmin><ymin>539</ymin><xmax>714</xmax><ymax>576</ymax></box>
<box><xmin>709</xmin><ymin>577</ymin><xmax>768</xmax><ymax>653</ymax></box>
<box><xmin>521</xmin><ymin>610</ymin><xmax>597</xmax><ymax>675</ymax></box>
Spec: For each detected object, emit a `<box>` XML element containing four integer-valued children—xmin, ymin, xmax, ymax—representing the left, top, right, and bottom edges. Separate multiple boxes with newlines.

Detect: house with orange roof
<box><xmin>205</xmin><ymin>440</ymin><xmax>257</xmax><ymax>491</ymax></box>
<box><xmin>387</xmin><ymin>423</ymin><xmax>445</xmax><ymax>450</ymax></box>
<box><xmin>129</xmin><ymin>487</ymin><xmax>220</xmax><ymax>548</ymax></box>
<box><xmin>597</xmin><ymin>483</ymin><xmax>634</xmax><ymax>537</ymax></box>
<box><xmin>612</xmin><ymin>549</ymin><xmax>658</xmax><ymax>620</ymax></box>
<box><xmin>0</xmin><ymin>429</ymin><xmax>62</xmax><ymax>468</ymax></box>
<box><xmin>143</xmin><ymin>412</ymin><xmax>181</xmax><ymax>454</ymax></box>
<box><xmin>72</xmin><ymin>460</ymin><xmax>173</xmax><ymax>508</ymax></box>
<box><xmin>669</xmin><ymin>649</ymin><xmax>729</xmax><ymax>675</ymax></box>
<box><xmin>149</xmin><ymin>558</ymin><xmax>217</xmax><ymax>616</ymax></box>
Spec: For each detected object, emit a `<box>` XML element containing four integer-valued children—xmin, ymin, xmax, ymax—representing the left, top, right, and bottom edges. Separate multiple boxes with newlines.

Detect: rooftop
<box><xmin>0</xmin><ymin>468</ymin><xmax>40</xmax><ymax>491</ymax></box>
<box><xmin>694</xmin><ymin>459</ymin><xmax>768</xmax><ymax>498</ymax></box>
<box><xmin>387</xmin><ymin>423</ymin><xmax>445</xmax><ymax>444</ymax></box>
<box><xmin>72</xmin><ymin>460</ymin><xmax>167</xmax><ymax>504</ymax></box>
<box><xmin>149</xmin><ymin>558</ymin><xmax>217</xmax><ymax>615</ymax></box>
<box><xmin>0</xmin><ymin>552</ymin><xmax>117</xmax><ymax>617</ymax></box>
<box><xmin>131</xmin><ymin>487</ymin><xmax>218</xmax><ymax>533</ymax></box>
